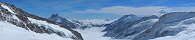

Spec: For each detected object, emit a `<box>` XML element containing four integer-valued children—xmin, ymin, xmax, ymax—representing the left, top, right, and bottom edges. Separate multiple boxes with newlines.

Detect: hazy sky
<box><xmin>1</xmin><ymin>0</ymin><xmax>195</xmax><ymax>19</ymax></box>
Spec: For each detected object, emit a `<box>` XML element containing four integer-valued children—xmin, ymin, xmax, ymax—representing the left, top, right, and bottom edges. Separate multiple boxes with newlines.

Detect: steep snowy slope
<box><xmin>117</xmin><ymin>19</ymin><xmax>159</xmax><ymax>39</ymax></box>
<box><xmin>151</xmin><ymin>17</ymin><xmax>195</xmax><ymax>40</ymax></box>
<box><xmin>0</xmin><ymin>2</ymin><xmax>83</xmax><ymax>40</ymax></box>
<box><xmin>0</xmin><ymin>21</ymin><xmax>73</xmax><ymax>40</ymax></box>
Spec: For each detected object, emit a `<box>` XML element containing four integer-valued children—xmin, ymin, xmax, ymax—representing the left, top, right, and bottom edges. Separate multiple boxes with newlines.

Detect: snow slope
<box><xmin>0</xmin><ymin>21</ymin><xmax>73</xmax><ymax>40</ymax></box>
<box><xmin>28</xmin><ymin>17</ymin><xmax>75</xmax><ymax>37</ymax></box>
<box><xmin>74</xmin><ymin>27</ymin><xmax>112</xmax><ymax>40</ymax></box>
<box><xmin>74</xmin><ymin>27</ymin><xmax>127</xmax><ymax>40</ymax></box>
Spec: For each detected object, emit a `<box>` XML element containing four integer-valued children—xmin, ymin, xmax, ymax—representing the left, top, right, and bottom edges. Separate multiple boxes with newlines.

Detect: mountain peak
<box><xmin>50</xmin><ymin>14</ymin><xmax>60</xmax><ymax>17</ymax></box>
<box><xmin>49</xmin><ymin>13</ymin><xmax>64</xmax><ymax>22</ymax></box>
<box><xmin>122</xmin><ymin>14</ymin><xmax>136</xmax><ymax>18</ymax></box>
<box><xmin>118</xmin><ymin>14</ymin><xmax>141</xmax><ymax>22</ymax></box>
<box><xmin>49</xmin><ymin>14</ymin><xmax>77</xmax><ymax>29</ymax></box>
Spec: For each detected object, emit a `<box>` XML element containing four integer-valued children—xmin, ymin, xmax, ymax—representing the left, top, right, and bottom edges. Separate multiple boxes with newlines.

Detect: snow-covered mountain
<box><xmin>103</xmin><ymin>14</ymin><xmax>142</xmax><ymax>32</ymax></box>
<box><xmin>48</xmin><ymin>14</ymin><xmax>77</xmax><ymax>29</ymax></box>
<box><xmin>103</xmin><ymin>12</ymin><xmax>195</xmax><ymax>40</ymax></box>
<box><xmin>71</xmin><ymin>19</ymin><xmax>115</xmax><ymax>29</ymax></box>
<box><xmin>151</xmin><ymin>16</ymin><xmax>195</xmax><ymax>40</ymax></box>
<box><xmin>132</xmin><ymin>12</ymin><xmax>195</xmax><ymax>40</ymax></box>
<box><xmin>103</xmin><ymin>15</ymin><xmax>159</xmax><ymax>38</ymax></box>
<box><xmin>0</xmin><ymin>2</ymin><xmax>83</xmax><ymax>40</ymax></box>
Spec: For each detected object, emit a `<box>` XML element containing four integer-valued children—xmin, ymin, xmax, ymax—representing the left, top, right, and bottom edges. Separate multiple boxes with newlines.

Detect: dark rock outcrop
<box><xmin>48</xmin><ymin>14</ymin><xmax>77</xmax><ymax>29</ymax></box>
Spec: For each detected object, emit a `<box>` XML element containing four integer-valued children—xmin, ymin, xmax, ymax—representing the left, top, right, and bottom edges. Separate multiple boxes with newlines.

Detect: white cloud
<box><xmin>74</xmin><ymin>6</ymin><xmax>195</xmax><ymax>16</ymax></box>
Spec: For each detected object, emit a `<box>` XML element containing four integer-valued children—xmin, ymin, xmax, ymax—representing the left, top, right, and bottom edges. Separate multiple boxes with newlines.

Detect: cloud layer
<box><xmin>74</xmin><ymin>6</ymin><xmax>195</xmax><ymax>16</ymax></box>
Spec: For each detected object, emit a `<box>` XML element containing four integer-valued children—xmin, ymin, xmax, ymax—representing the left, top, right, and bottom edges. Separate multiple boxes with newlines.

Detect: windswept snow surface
<box><xmin>74</xmin><ymin>27</ymin><xmax>123</xmax><ymax>40</ymax></box>
<box><xmin>74</xmin><ymin>27</ymin><xmax>112</xmax><ymax>40</ymax></box>
<box><xmin>0</xmin><ymin>21</ymin><xmax>73</xmax><ymax>40</ymax></box>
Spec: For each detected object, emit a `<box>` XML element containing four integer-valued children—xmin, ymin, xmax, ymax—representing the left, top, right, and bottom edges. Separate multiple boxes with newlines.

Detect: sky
<box><xmin>1</xmin><ymin>0</ymin><xmax>195</xmax><ymax>19</ymax></box>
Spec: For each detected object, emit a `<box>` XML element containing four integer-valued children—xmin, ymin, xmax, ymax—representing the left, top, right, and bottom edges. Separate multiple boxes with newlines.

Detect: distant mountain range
<box><xmin>48</xmin><ymin>13</ymin><xmax>114</xmax><ymax>29</ymax></box>
<box><xmin>103</xmin><ymin>12</ymin><xmax>195</xmax><ymax>40</ymax></box>
<box><xmin>70</xmin><ymin>19</ymin><xmax>114</xmax><ymax>29</ymax></box>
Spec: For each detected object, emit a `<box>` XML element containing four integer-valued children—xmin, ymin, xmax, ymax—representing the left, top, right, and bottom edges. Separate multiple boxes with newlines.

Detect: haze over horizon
<box><xmin>1</xmin><ymin>0</ymin><xmax>195</xmax><ymax>19</ymax></box>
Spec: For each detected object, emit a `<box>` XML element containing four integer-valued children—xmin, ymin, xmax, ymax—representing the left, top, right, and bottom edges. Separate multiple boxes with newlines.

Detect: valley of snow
<box><xmin>72</xmin><ymin>19</ymin><xmax>117</xmax><ymax>40</ymax></box>
<box><xmin>74</xmin><ymin>27</ymin><xmax>126</xmax><ymax>40</ymax></box>
<box><xmin>74</xmin><ymin>27</ymin><xmax>112</xmax><ymax>40</ymax></box>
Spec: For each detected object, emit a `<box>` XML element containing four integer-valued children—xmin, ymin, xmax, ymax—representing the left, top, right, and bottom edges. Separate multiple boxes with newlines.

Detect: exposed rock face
<box><xmin>0</xmin><ymin>2</ymin><xmax>83</xmax><ymax>40</ymax></box>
